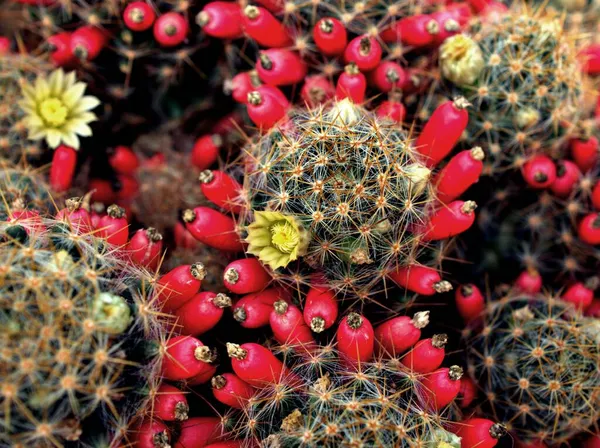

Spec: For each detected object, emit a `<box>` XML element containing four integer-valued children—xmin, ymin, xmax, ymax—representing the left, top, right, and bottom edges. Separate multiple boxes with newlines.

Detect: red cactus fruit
<box><xmin>550</xmin><ymin>160</ymin><xmax>581</xmax><ymax>198</ymax></box>
<box><xmin>174</xmin><ymin>417</ymin><xmax>223</xmax><ymax>448</ymax></box>
<box><xmin>241</xmin><ymin>5</ymin><xmax>292</xmax><ymax>48</ymax></box>
<box><xmin>126</xmin><ymin>227</ymin><xmax>163</xmax><ymax>270</ymax></box>
<box><xmin>400</xmin><ymin>334</ymin><xmax>448</xmax><ymax>373</ymax></box>
<box><xmin>161</xmin><ymin>335</ymin><xmax>215</xmax><ymax>381</ymax></box>
<box><xmin>124</xmin><ymin>2</ymin><xmax>156</xmax><ymax>32</ymax></box>
<box><xmin>388</xmin><ymin>265</ymin><xmax>453</xmax><ymax>295</ymax></box>
<box><xmin>70</xmin><ymin>26</ymin><xmax>107</xmax><ymax>61</ymax></box>
<box><xmin>313</xmin><ymin>17</ymin><xmax>347</xmax><ymax>56</ymax></box>
<box><xmin>50</xmin><ymin>145</ymin><xmax>77</xmax><ymax>192</ymax></box>
<box><xmin>374</xmin><ymin>311</ymin><xmax>430</xmax><ymax>356</ymax></box>
<box><xmin>256</xmin><ymin>49</ymin><xmax>307</xmax><ymax>86</ymax></box>
<box><xmin>233</xmin><ymin>288</ymin><xmax>289</xmax><ymax>328</ymax></box>
<box><xmin>562</xmin><ymin>278</ymin><xmax>597</xmax><ymax>311</ymax></box>
<box><xmin>336</xmin><ymin>63</ymin><xmax>367</xmax><ymax>103</ymax></box>
<box><xmin>515</xmin><ymin>268</ymin><xmax>543</xmax><ymax>294</ymax></box>
<box><xmin>155</xmin><ymin>263</ymin><xmax>206</xmax><ymax>311</ymax></box>
<box><xmin>133</xmin><ymin>420</ymin><xmax>171</xmax><ymax>448</ymax></box>
<box><xmin>303</xmin><ymin>286</ymin><xmax>338</xmax><ymax>333</ymax></box>
<box><xmin>211</xmin><ymin>373</ymin><xmax>255</xmax><ymax>409</ymax></box>
<box><xmin>459</xmin><ymin>376</ymin><xmax>477</xmax><ymax>408</ymax></box>
<box><xmin>183</xmin><ymin>207</ymin><xmax>245</xmax><ymax>252</ymax></box>
<box><xmin>223</xmin><ymin>258</ymin><xmax>271</xmax><ymax>295</ymax></box>
<box><xmin>153</xmin><ymin>12</ymin><xmax>189</xmax><ymax>47</ymax></box>
<box><xmin>434</xmin><ymin>147</ymin><xmax>485</xmax><ymax>203</ymax></box>
<box><xmin>199</xmin><ymin>170</ymin><xmax>244</xmax><ymax>214</ymax></box>
<box><xmin>455</xmin><ymin>283</ymin><xmax>485</xmax><ymax>323</ymax></box>
<box><xmin>97</xmin><ymin>204</ymin><xmax>128</xmax><ymax>246</ymax></box>
<box><xmin>191</xmin><ymin>134</ymin><xmax>221</xmax><ymax>170</ymax></box>
<box><xmin>455</xmin><ymin>418</ymin><xmax>507</xmax><ymax>448</ymax></box>
<box><xmin>270</xmin><ymin>300</ymin><xmax>315</xmax><ymax>347</ymax></box>
<box><xmin>300</xmin><ymin>75</ymin><xmax>335</xmax><ymax>108</ymax></box>
<box><xmin>570</xmin><ymin>136</ymin><xmax>598</xmax><ymax>172</ymax></box>
<box><xmin>152</xmin><ymin>384</ymin><xmax>189</xmax><ymax>421</ymax></box>
<box><xmin>521</xmin><ymin>155</ymin><xmax>557</xmax><ymax>189</ymax></box>
<box><xmin>376</xmin><ymin>96</ymin><xmax>406</xmax><ymax>124</ymax></box>
<box><xmin>578</xmin><ymin>213</ymin><xmax>600</xmax><ymax>245</ymax></box>
<box><xmin>108</xmin><ymin>145</ymin><xmax>139</xmax><ymax>175</ymax></box>
<box><xmin>422</xmin><ymin>200</ymin><xmax>477</xmax><ymax>240</ymax></box>
<box><xmin>420</xmin><ymin>365</ymin><xmax>464</xmax><ymax>410</ymax></box>
<box><xmin>369</xmin><ymin>61</ymin><xmax>406</xmax><ymax>93</ymax></box>
<box><xmin>226</xmin><ymin>342</ymin><xmax>286</xmax><ymax>386</ymax></box>
<box><xmin>197</xmin><ymin>2</ymin><xmax>244</xmax><ymax>39</ymax></box>
<box><xmin>47</xmin><ymin>32</ymin><xmax>74</xmax><ymax>66</ymax></box>
<box><xmin>336</xmin><ymin>312</ymin><xmax>375</xmax><ymax>364</ymax></box>
<box><xmin>174</xmin><ymin>292</ymin><xmax>232</xmax><ymax>336</ymax></box>
<box><xmin>344</xmin><ymin>35</ymin><xmax>382</xmax><ymax>71</ymax></box>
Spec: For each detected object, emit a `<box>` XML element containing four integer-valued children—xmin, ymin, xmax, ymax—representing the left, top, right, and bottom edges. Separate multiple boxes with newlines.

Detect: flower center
<box><xmin>445</xmin><ymin>36</ymin><xmax>470</xmax><ymax>61</ymax></box>
<box><xmin>39</xmin><ymin>98</ymin><xmax>68</xmax><ymax>127</ymax></box>
<box><xmin>270</xmin><ymin>221</ymin><xmax>299</xmax><ymax>253</ymax></box>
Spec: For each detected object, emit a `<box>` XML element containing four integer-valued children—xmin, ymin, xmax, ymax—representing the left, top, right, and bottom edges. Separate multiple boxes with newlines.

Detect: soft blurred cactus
<box><xmin>0</xmin><ymin>214</ymin><xmax>166</xmax><ymax>446</ymax></box>
<box><xmin>466</xmin><ymin>294</ymin><xmax>600</xmax><ymax>445</ymax></box>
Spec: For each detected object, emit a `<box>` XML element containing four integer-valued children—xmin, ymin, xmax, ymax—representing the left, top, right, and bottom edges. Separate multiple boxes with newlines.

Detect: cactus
<box><xmin>0</xmin><ymin>158</ymin><xmax>56</xmax><ymax>219</ymax></box>
<box><xmin>465</xmin><ymin>294</ymin><xmax>600</xmax><ymax>445</ymax></box>
<box><xmin>224</xmin><ymin>343</ymin><xmax>461</xmax><ymax>447</ymax></box>
<box><xmin>0</xmin><ymin>213</ymin><xmax>167</xmax><ymax>446</ymax></box>
<box><xmin>438</xmin><ymin>10</ymin><xmax>585</xmax><ymax>171</ymax></box>
<box><xmin>240</xmin><ymin>99</ymin><xmax>436</xmax><ymax>297</ymax></box>
<box><xmin>0</xmin><ymin>53</ymin><xmax>52</xmax><ymax>162</ymax></box>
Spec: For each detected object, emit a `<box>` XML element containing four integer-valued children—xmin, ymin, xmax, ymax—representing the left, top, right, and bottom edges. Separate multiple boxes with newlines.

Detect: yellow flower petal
<box><xmin>48</xmin><ymin>69</ymin><xmax>64</xmax><ymax>96</ymax></box>
<box><xmin>72</xmin><ymin>96</ymin><xmax>101</xmax><ymax>113</ymax></box>
<box><xmin>64</xmin><ymin>71</ymin><xmax>77</xmax><ymax>90</ymax></box>
<box><xmin>62</xmin><ymin>82</ymin><xmax>86</xmax><ymax>109</ymax></box>
<box><xmin>62</xmin><ymin>132</ymin><xmax>80</xmax><ymax>149</ymax></box>
<box><xmin>34</xmin><ymin>76</ymin><xmax>50</xmax><ymax>102</ymax></box>
<box><xmin>46</xmin><ymin>129</ymin><xmax>62</xmax><ymax>149</ymax></box>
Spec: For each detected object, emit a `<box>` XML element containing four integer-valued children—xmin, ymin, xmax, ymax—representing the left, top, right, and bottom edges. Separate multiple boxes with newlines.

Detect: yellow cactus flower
<box><xmin>246</xmin><ymin>211</ymin><xmax>309</xmax><ymax>270</ymax></box>
<box><xmin>439</xmin><ymin>34</ymin><xmax>485</xmax><ymax>86</ymax></box>
<box><xmin>19</xmin><ymin>69</ymin><xmax>100</xmax><ymax>149</ymax></box>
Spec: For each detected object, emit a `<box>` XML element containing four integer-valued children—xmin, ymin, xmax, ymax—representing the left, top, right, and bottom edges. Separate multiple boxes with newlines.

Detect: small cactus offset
<box><xmin>239</xmin><ymin>99</ymin><xmax>437</xmax><ymax>298</ymax></box>
<box><xmin>465</xmin><ymin>294</ymin><xmax>600</xmax><ymax>445</ymax></box>
<box><xmin>438</xmin><ymin>8</ymin><xmax>585</xmax><ymax>171</ymax></box>
<box><xmin>0</xmin><ymin>212</ymin><xmax>166</xmax><ymax>446</ymax></box>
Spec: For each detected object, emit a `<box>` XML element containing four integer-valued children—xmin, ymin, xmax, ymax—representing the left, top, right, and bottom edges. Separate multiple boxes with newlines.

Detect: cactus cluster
<box><xmin>465</xmin><ymin>294</ymin><xmax>600</xmax><ymax>445</ymax></box>
<box><xmin>240</xmin><ymin>99</ymin><xmax>436</xmax><ymax>297</ymax></box>
<box><xmin>223</xmin><ymin>343</ymin><xmax>461</xmax><ymax>447</ymax></box>
<box><xmin>438</xmin><ymin>10</ymin><xmax>585</xmax><ymax>171</ymax></box>
<box><xmin>0</xmin><ymin>215</ymin><xmax>164</xmax><ymax>446</ymax></box>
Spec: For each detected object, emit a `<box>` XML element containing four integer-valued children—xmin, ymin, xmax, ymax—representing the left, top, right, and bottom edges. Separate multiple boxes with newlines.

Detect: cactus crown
<box><xmin>225</xmin><ymin>343</ymin><xmax>461</xmax><ymax>447</ymax></box>
<box><xmin>466</xmin><ymin>294</ymin><xmax>600</xmax><ymax>445</ymax></box>
<box><xmin>241</xmin><ymin>100</ymin><xmax>434</xmax><ymax>297</ymax></box>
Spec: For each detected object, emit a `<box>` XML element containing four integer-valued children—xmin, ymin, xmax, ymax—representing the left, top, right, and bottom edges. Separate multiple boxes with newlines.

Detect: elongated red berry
<box><xmin>191</xmin><ymin>134</ymin><xmax>221</xmax><ymax>170</ymax></box>
<box><xmin>431</xmin><ymin>8</ymin><xmax>463</xmax><ymax>45</ymax></box>
<box><xmin>515</xmin><ymin>268</ymin><xmax>543</xmax><ymax>294</ymax></box>
<box><xmin>154</xmin><ymin>12</ymin><xmax>188</xmax><ymax>47</ymax></box>
<box><xmin>227</xmin><ymin>70</ymin><xmax>261</xmax><ymax>103</ymax></box>
<box><xmin>133</xmin><ymin>420</ymin><xmax>171</xmax><ymax>448</ymax></box>
<box><xmin>336</xmin><ymin>312</ymin><xmax>374</xmax><ymax>364</ymax></box>
<box><xmin>233</xmin><ymin>288</ymin><xmax>289</xmax><ymax>328</ymax></box>
<box><xmin>186</xmin><ymin>365</ymin><xmax>218</xmax><ymax>386</ymax></box>
<box><xmin>313</xmin><ymin>17</ymin><xmax>347</xmax><ymax>56</ymax></box>
<box><xmin>336</xmin><ymin>63</ymin><xmax>366</xmax><ymax>103</ymax></box>
<box><xmin>205</xmin><ymin>442</ymin><xmax>245</xmax><ymax>448</ymax></box>
<box><xmin>56</xmin><ymin>197</ymin><xmax>92</xmax><ymax>234</ymax></box>
<box><xmin>582</xmin><ymin>434</ymin><xmax>600</xmax><ymax>448</ymax></box>
<box><xmin>183</xmin><ymin>207</ymin><xmax>244</xmax><ymax>252</ymax></box>
<box><xmin>562</xmin><ymin>278</ymin><xmax>597</xmax><ymax>311</ymax></box>
<box><xmin>174</xmin><ymin>292</ymin><xmax>231</xmax><ymax>336</ymax></box>
<box><xmin>97</xmin><ymin>205</ymin><xmax>128</xmax><ymax>246</ymax></box>
<box><xmin>550</xmin><ymin>160</ymin><xmax>581</xmax><ymax>198</ymax></box>
<box><xmin>434</xmin><ymin>147</ymin><xmax>484</xmax><ymax>203</ymax></box>
<box><xmin>455</xmin><ymin>284</ymin><xmax>485</xmax><ymax>323</ymax></box>
<box><xmin>417</xmin><ymin>97</ymin><xmax>470</xmax><ymax>167</ymax></box>
<box><xmin>592</xmin><ymin>180</ymin><xmax>600</xmax><ymax>210</ymax></box>
<box><xmin>227</xmin><ymin>342</ymin><xmax>285</xmax><ymax>386</ymax></box>
<box><xmin>156</xmin><ymin>263</ymin><xmax>206</xmax><ymax>311</ymax></box>
<box><xmin>174</xmin><ymin>222</ymin><xmax>201</xmax><ymax>250</ymax></box>
<box><xmin>420</xmin><ymin>365</ymin><xmax>463</xmax><ymax>410</ymax></box>
<box><xmin>89</xmin><ymin>178</ymin><xmax>117</xmax><ymax>204</ymax></box>
<box><xmin>47</xmin><ymin>32</ymin><xmax>74</xmax><ymax>66</ymax></box>
<box><xmin>152</xmin><ymin>384</ymin><xmax>189</xmax><ymax>421</ymax></box>
<box><xmin>381</xmin><ymin>15</ymin><xmax>439</xmax><ymax>47</ymax></box>
<box><xmin>300</xmin><ymin>75</ymin><xmax>335</xmax><ymax>108</ymax></box>
<box><xmin>7</xmin><ymin>209</ymin><xmax>43</xmax><ymax>235</ymax></box>
<box><xmin>303</xmin><ymin>286</ymin><xmax>338</xmax><ymax>333</ymax></box>
<box><xmin>242</xmin><ymin>5</ymin><xmax>291</xmax><ymax>48</ymax></box>
<box><xmin>115</xmin><ymin>174</ymin><xmax>139</xmax><ymax>201</ymax></box>
<box><xmin>71</xmin><ymin>26</ymin><xmax>106</xmax><ymax>61</ymax></box>
<box><xmin>256</xmin><ymin>49</ymin><xmax>307</xmax><ymax>86</ymax></box>
<box><xmin>389</xmin><ymin>265</ymin><xmax>453</xmax><ymax>295</ymax></box>
<box><xmin>270</xmin><ymin>300</ymin><xmax>315</xmax><ymax>347</ymax></box>
<box><xmin>579</xmin><ymin>43</ymin><xmax>600</xmax><ymax>75</ymax></box>
<box><xmin>400</xmin><ymin>334</ymin><xmax>447</xmax><ymax>373</ymax></box>
<box><xmin>247</xmin><ymin>88</ymin><xmax>289</xmax><ymax>129</ymax></box>
<box><xmin>196</xmin><ymin>2</ymin><xmax>243</xmax><ymax>39</ymax></box>
<box><xmin>455</xmin><ymin>418</ymin><xmax>507</xmax><ymax>448</ymax></box>
<box><xmin>127</xmin><ymin>227</ymin><xmax>163</xmax><ymax>270</ymax></box>
<box><xmin>199</xmin><ymin>170</ymin><xmax>244</xmax><ymax>214</ymax></box>
<box><xmin>522</xmin><ymin>155</ymin><xmax>556</xmax><ymax>189</ymax></box>
<box><xmin>374</xmin><ymin>311</ymin><xmax>429</xmax><ymax>356</ymax></box>
<box><xmin>459</xmin><ymin>376</ymin><xmax>477</xmax><ymax>408</ymax></box>
<box><xmin>175</xmin><ymin>417</ymin><xmax>222</xmax><ymax>448</ymax></box>
<box><xmin>344</xmin><ymin>35</ymin><xmax>382</xmax><ymax>72</ymax></box>
<box><xmin>124</xmin><ymin>2</ymin><xmax>156</xmax><ymax>31</ymax></box>
<box><xmin>108</xmin><ymin>145</ymin><xmax>139</xmax><ymax>175</ymax></box>
<box><xmin>422</xmin><ymin>200</ymin><xmax>477</xmax><ymax>240</ymax></box>
<box><xmin>585</xmin><ymin>299</ymin><xmax>600</xmax><ymax>318</ymax></box>
<box><xmin>466</xmin><ymin>0</ymin><xmax>493</xmax><ymax>13</ymax></box>
<box><xmin>224</xmin><ymin>258</ymin><xmax>271</xmax><ymax>294</ymax></box>
<box><xmin>253</xmin><ymin>0</ymin><xmax>283</xmax><ymax>13</ymax></box>
<box><xmin>376</xmin><ymin>96</ymin><xmax>406</xmax><ymax>124</ymax></box>
<box><xmin>570</xmin><ymin>136</ymin><xmax>598</xmax><ymax>172</ymax></box>
<box><xmin>50</xmin><ymin>145</ymin><xmax>77</xmax><ymax>192</ymax></box>
<box><xmin>579</xmin><ymin>213</ymin><xmax>600</xmax><ymax>245</ymax></box>
<box><xmin>369</xmin><ymin>61</ymin><xmax>405</xmax><ymax>93</ymax></box>
<box><xmin>0</xmin><ymin>37</ymin><xmax>9</xmax><ymax>55</ymax></box>
<box><xmin>211</xmin><ymin>373</ymin><xmax>255</xmax><ymax>409</ymax></box>
<box><xmin>161</xmin><ymin>335</ymin><xmax>215</xmax><ymax>380</ymax></box>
